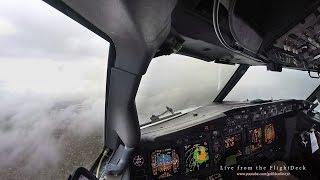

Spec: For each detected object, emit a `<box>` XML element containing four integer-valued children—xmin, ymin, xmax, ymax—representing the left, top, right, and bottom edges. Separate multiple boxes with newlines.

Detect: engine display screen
<box><xmin>151</xmin><ymin>148</ymin><xmax>180</xmax><ymax>179</ymax></box>
<box><xmin>264</xmin><ymin>124</ymin><xmax>275</xmax><ymax>144</ymax></box>
<box><xmin>184</xmin><ymin>141</ymin><xmax>210</xmax><ymax>173</ymax></box>
<box><xmin>225</xmin><ymin>134</ymin><xmax>241</xmax><ymax>149</ymax></box>
<box><xmin>249</xmin><ymin>127</ymin><xmax>262</xmax><ymax>152</ymax></box>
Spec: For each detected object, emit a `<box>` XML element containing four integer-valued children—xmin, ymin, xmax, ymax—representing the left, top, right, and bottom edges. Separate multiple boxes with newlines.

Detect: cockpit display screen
<box><xmin>264</xmin><ymin>124</ymin><xmax>275</xmax><ymax>144</ymax></box>
<box><xmin>225</xmin><ymin>134</ymin><xmax>241</xmax><ymax>149</ymax></box>
<box><xmin>184</xmin><ymin>141</ymin><xmax>210</xmax><ymax>173</ymax></box>
<box><xmin>249</xmin><ymin>127</ymin><xmax>262</xmax><ymax>152</ymax></box>
<box><xmin>151</xmin><ymin>148</ymin><xmax>179</xmax><ymax>179</ymax></box>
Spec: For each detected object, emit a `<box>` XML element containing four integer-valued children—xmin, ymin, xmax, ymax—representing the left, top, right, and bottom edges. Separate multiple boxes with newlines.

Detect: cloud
<box><xmin>136</xmin><ymin>55</ymin><xmax>239</xmax><ymax>123</ymax></box>
<box><xmin>0</xmin><ymin>0</ymin><xmax>110</xmax><ymax>178</ymax></box>
<box><xmin>0</xmin><ymin>57</ymin><xmax>108</xmax><ymax>95</ymax></box>
<box><xmin>225</xmin><ymin>66</ymin><xmax>320</xmax><ymax>101</ymax></box>
<box><xmin>136</xmin><ymin>56</ymin><xmax>320</xmax><ymax>124</ymax></box>
<box><xmin>0</xmin><ymin>57</ymin><xmax>108</xmax><ymax>175</ymax></box>
<box><xmin>0</xmin><ymin>0</ymin><xmax>108</xmax><ymax>61</ymax></box>
<box><xmin>0</xmin><ymin>17</ymin><xmax>18</xmax><ymax>36</ymax></box>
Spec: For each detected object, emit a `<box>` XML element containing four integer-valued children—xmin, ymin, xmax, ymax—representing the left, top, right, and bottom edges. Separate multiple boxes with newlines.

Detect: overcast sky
<box><xmin>1</xmin><ymin>0</ymin><xmax>320</xmax><ymax>179</ymax></box>
<box><xmin>136</xmin><ymin>56</ymin><xmax>320</xmax><ymax>124</ymax></box>
<box><xmin>0</xmin><ymin>0</ymin><xmax>109</xmax><ymax>178</ymax></box>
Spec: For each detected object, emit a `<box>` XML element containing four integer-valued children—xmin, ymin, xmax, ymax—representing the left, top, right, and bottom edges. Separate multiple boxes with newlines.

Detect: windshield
<box><xmin>0</xmin><ymin>1</ymin><xmax>108</xmax><ymax>179</ymax></box>
<box><xmin>136</xmin><ymin>54</ymin><xmax>239</xmax><ymax>125</ymax></box>
<box><xmin>225</xmin><ymin>66</ymin><xmax>320</xmax><ymax>101</ymax></box>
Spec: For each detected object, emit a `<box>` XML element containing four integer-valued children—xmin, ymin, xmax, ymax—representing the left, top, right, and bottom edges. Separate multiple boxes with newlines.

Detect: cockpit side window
<box><xmin>0</xmin><ymin>0</ymin><xmax>109</xmax><ymax>178</ymax></box>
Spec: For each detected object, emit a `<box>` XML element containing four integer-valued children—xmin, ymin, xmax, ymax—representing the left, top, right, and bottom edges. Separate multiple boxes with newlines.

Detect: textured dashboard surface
<box><xmin>140</xmin><ymin>100</ymin><xmax>297</xmax><ymax>140</ymax></box>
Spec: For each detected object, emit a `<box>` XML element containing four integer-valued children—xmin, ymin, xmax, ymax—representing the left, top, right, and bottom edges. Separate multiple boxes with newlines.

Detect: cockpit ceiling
<box><xmin>172</xmin><ymin>0</ymin><xmax>320</xmax><ymax>71</ymax></box>
<box><xmin>45</xmin><ymin>0</ymin><xmax>320</xmax><ymax>72</ymax></box>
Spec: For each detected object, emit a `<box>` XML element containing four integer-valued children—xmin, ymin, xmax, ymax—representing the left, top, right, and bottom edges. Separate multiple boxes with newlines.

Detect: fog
<box><xmin>136</xmin><ymin>56</ymin><xmax>320</xmax><ymax>124</ymax></box>
<box><xmin>0</xmin><ymin>59</ymin><xmax>108</xmax><ymax>179</ymax></box>
<box><xmin>226</xmin><ymin>67</ymin><xmax>320</xmax><ymax>101</ymax></box>
<box><xmin>0</xmin><ymin>0</ymin><xmax>108</xmax><ymax>179</ymax></box>
<box><xmin>136</xmin><ymin>55</ymin><xmax>239</xmax><ymax>123</ymax></box>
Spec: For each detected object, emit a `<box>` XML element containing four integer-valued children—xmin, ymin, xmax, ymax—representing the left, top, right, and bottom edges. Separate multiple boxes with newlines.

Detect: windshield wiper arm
<box><xmin>150</xmin><ymin>106</ymin><xmax>181</xmax><ymax>122</ymax></box>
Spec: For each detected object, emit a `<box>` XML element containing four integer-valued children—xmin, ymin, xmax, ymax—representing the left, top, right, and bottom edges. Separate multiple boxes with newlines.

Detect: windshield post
<box><xmin>307</xmin><ymin>84</ymin><xmax>320</xmax><ymax>102</ymax></box>
<box><xmin>214</xmin><ymin>64</ymin><xmax>250</xmax><ymax>102</ymax></box>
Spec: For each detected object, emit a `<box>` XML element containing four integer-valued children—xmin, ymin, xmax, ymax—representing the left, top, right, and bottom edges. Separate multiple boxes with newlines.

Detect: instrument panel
<box><xmin>151</xmin><ymin>148</ymin><xmax>180</xmax><ymax>179</ymax></box>
<box><xmin>130</xmin><ymin>100</ymin><xmax>310</xmax><ymax>179</ymax></box>
<box><xmin>266</xmin><ymin>6</ymin><xmax>320</xmax><ymax>71</ymax></box>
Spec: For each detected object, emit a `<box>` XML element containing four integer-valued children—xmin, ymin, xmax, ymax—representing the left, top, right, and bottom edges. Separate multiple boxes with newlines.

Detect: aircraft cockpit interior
<box><xmin>41</xmin><ymin>0</ymin><xmax>320</xmax><ymax>179</ymax></box>
<box><xmin>131</xmin><ymin>99</ymin><xmax>320</xmax><ymax>179</ymax></box>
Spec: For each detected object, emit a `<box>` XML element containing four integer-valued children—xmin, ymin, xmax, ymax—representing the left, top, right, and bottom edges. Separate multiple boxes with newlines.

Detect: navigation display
<box><xmin>264</xmin><ymin>124</ymin><xmax>275</xmax><ymax>144</ymax></box>
<box><xmin>151</xmin><ymin>148</ymin><xmax>179</xmax><ymax>179</ymax></box>
<box><xmin>184</xmin><ymin>142</ymin><xmax>210</xmax><ymax>173</ymax></box>
<box><xmin>249</xmin><ymin>127</ymin><xmax>262</xmax><ymax>152</ymax></box>
<box><xmin>225</xmin><ymin>134</ymin><xmax>241</xmax><ymax>149</ymax></box>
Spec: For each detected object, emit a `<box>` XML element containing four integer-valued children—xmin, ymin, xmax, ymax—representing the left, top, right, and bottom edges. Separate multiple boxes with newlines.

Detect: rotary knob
<box><xmin>133</xmin><ymin>155</ymin><xmax>144</xmax><ymax>167</ymax></box>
